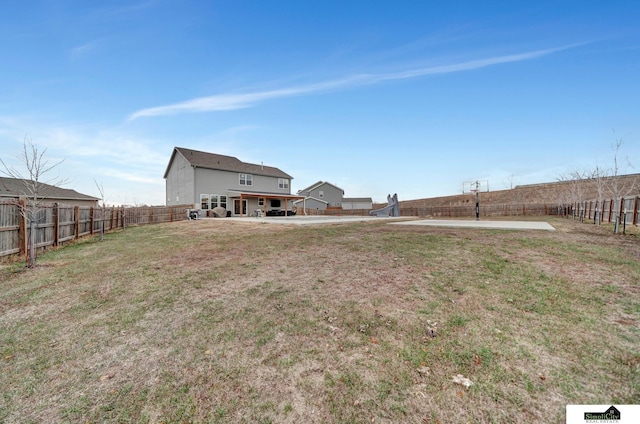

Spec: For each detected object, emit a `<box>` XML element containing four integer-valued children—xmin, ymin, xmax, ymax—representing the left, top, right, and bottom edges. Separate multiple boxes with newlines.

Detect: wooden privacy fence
<box><xmin>303</xmin><ymin>203</ymin><xmax>561</xmax><ymax>218</ymax></box>
<box><xmin>399</xmin><ymin>203</ymin><xmax>560</xmax><ymax>218</ymax></box>
<box><xmin>0</xmin><ymin>202</ymin><xmax>191</xmax><ymax>260</ymax></box>
<box><xmin>568</xmin><ymin>196</ymin><xmax>640</xmax><ymax>225</ymax></box>
<box><xmin>303</xmin><ymin>196</ymin><xmax>640</xmax><ymax>223</ymax></box>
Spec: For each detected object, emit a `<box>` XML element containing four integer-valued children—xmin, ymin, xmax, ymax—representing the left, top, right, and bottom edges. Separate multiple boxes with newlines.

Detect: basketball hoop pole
<box><xmin>471</xmin><ymin>180</ymin><xmax>480</xmax><ymax>221</ymax></box>
<box><xmin>464</xmin><ymin>180</ymin><xmax>487</xmax><ymax>220</ymax></box>
<box><xmin>475</xmin><ymin>189</ymin><xmax>480</xmax><ymax>221</ymax></box>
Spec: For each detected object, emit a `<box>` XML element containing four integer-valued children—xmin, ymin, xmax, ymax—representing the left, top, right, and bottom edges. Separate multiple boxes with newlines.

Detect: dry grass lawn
<box><xmin>1</xmin><ymin>217</ymin><xmax>639</xmax><ymax>423</ymax></box>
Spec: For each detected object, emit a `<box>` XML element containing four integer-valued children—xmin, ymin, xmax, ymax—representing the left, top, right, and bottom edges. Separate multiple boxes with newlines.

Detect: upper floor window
<box><xmin>319</xmin><ymin>190</ymin><xmax>324</xmax><ymax>198</ymax></box>
<box><xmin>278</xmin><ymin>178</ymin><xmax>289</xmax><ymax>190</ymax></box>
<box><xmin>239</xmin><ymin>173</ymin><xmax>253</xmax><ymax>186</ymax></box>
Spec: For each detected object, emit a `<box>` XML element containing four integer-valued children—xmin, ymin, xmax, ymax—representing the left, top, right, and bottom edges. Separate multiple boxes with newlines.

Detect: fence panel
<box><xmin>602</xmin><ymin>200</ymin><xmax>611</xmax><ymax>222</ymax></box>
<box><xmin>35</xmin><ymin>206</ymin><xmax>55</xmax><ymax>249</ymax></box>
<box><xmin>0</xmin><ymin>203</ymin><xmax>21</xmax><ymax>256</ymax></box>
<box><xmin>1</xmin><ymin>203</ymin><xmax>191</xmax><ymax>259</ymax></box>
<box><xmin>57</xmin><ymin>205</ymin><xmax>76</xmax><ymax>243</ymax></box>
<box><xmin>79</xmin><ymin>207</ymin><xmax>92</xmax><ymax>237</ymax></box>
<box><xmin>622</xmin><ymin>198</ymin><xmax>635</xmax><ymax>225</ymax></box>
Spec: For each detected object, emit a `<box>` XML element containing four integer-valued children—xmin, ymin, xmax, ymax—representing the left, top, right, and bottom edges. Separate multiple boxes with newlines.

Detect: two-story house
<box><xmin>294</xmin><ymin>180</ymin><xmax>373</xmax><ymax>211</ymax></box>
<box><xmin>164</xmin><ymin>147</ymin><xmax>302</xmax><ymax>216</ymax></box>
<box><xmin>294</xmin><ymin>181</ymin><xmax>344</xmax><ymax>210</ymax></box>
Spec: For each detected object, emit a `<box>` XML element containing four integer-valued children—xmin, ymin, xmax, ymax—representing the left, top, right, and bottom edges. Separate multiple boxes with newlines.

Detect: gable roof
<box><xmin>0</xmin><ymin>177</ymin><xmax>99</xmax><ymax>202</ymax></box>
<box><xmin>163</xmin><ymin>147</ymin><xmax>292</xmax><ymax>180</ymax></box>
<box><xmin>292</xmin><ymin>196</ymin><xmax>328</xmax><ymax>205</ymax></box>
<box><xmin>297</xmin><ymin>180</ymin><xmax>344</xmax><ymax>195</ymax></box>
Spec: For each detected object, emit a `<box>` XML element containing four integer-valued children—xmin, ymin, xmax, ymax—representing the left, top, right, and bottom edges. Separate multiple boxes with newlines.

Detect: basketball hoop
<box><xmin>463</xmin><ymin>180</ymin><xmax>488</xmax><ymax>221</ymax></box>
<box><xmin>462</xmin><ymin>180</ymin><xmax>489</xmax><ymax>194</ymax></box>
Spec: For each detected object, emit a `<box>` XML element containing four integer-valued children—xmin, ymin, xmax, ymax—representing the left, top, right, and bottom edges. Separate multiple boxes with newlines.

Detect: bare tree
<box><xmin>0</xmin><ymin>137</ymin><xmax>67</xmax><ymax>267</ymax></box>
<box><xmin>557</xmin><ymin>171</ymin><xmax>589</xmax><ymax>219</ymax></box>
<box><xmin>607</xmin><ymin>135</ymin><xmax>635</xmax><ymax>205</ymax></box>
<box><xmin>589</xmin><ymin>165</ymin><xmax>608</xmax><ymax>224</ymax></box>
<box><xmin>585</xmin><ymin>133</ymin><xmax>636</xmax><ymax>229</ymax></box>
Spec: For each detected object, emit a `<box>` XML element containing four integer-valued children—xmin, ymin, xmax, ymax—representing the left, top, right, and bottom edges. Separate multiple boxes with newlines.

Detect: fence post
<box><xmin>53</xmin><ymin>203</ymin><xmax>59</xmax><ymax>246</ymax></box>
<box><xmin>634</xmin><ymin>196</ymin><xmax>639</xmax><ymax>226</ymax></box>
<box><xmin>619</xmin><ymin>197</ymin><xmax>625</xmax><ymax>228</ymax></box>
<box><xmin>90</xmin><ymin>206</ymin><xmax>94</xmax><ymax>235</ymax></box>
<box><xmin>19</xmin><ymin>198</ymin><xmax>27</xmax><ymax>258</ymax></box>
<box><xmin>149</xmin><ymin>206</ymin><xmax>153</xmax><ymax>224</ymax></box>
<box><xmin>74</xmin><ymin>206</ymin><xmax>80</xmax><ymax>240</ymax></box>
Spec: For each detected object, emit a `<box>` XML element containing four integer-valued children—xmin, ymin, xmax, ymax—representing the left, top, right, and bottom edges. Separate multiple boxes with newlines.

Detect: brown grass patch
<box><xmin>1</xmin><ymin>217</ymin><xmax>638</xmax><ymax>423</ymax></box>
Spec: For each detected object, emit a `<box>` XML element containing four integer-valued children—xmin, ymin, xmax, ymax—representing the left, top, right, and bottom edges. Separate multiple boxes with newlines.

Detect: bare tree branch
<box><xmin>0</xmin><ymin>136</ymin><xmax>67</xmax><ymax>267</ymax></box>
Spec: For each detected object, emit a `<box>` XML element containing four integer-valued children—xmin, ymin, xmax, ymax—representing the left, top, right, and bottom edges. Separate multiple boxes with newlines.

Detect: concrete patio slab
<box><xmin>218</xmin><ymin>215</ymin><xmax>414</xmax><ymax>225</ymax></box>
<box><xmin>390</xmin><ymin>219</ymin><xmax>556</xmax><ymax>231</ymax></box>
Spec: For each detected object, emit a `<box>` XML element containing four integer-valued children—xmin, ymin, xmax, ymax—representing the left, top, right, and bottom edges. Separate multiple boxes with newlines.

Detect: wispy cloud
<box><xmin>69</xmin><ymin>41</ymin><xmax>100</xmax><ymax>59</ymax></box>
<box><xmin>97</xmin><ymin>1</ymin><xmax>157</xmax><ymax>19</ymax></box>
<box><xmin>128</xmin><ymin>45</ymin><xmax>575</xmax><ymax>120</ymax></box>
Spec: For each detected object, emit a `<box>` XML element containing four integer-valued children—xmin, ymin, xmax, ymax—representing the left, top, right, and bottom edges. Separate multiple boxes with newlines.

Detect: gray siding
<box><xmin>194</xmin><ymin>168</ymin><xmax>290</xmax><ymax>198</ymax></box>
<box><xmin>165</xmin><ymin>147</ymin><xmax>292</xmax><ymax>212</ymax></box>
<box><xmin>166</xmin><ymin>153</ymin><xmax>195</xmax><ymax>206</ymax></box>
<box><xmin>306</xmin><ymin>183</ymin><xmax>343</xmax><ymax>208</ymax></box>
<box><xmin>295</xmin><ymin>198</ymin><xmax>327</xmax><ymax>210</ymax></box>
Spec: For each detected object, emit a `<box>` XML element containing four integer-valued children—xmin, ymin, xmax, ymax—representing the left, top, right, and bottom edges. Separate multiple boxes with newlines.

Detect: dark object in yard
<box><xmin>265</xmin><ymin>209</ymin><xmax>297</xmax><ymax>217</ymax></box>
<box><xmin>188</xmin><ymin>210</ymin><xmax>199</xmax><ymax>220</ymax></box>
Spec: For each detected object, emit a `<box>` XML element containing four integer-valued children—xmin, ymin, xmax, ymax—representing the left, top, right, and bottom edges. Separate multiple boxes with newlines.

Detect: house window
<box><xmin>258</xmin><ymin>197</ymin><xmax>265</xmax><ymax>206</ymax></box>
<box><xmin>278</xmin><ymin>178</ymin><xmax>289</xmax><ymax>189</ymax></box>
<box><xmin>271</xmin><ymin>199</ymin><xmax>281</xmax><ymax>208</ymax></box>
<box><xmin>239</xmin><ymin>173</ymin><xmax>253</xmax><ymax>186</ymax></box>
<box><xmin>319</xmin><ymin>190</ymin><xmax>324</xmax><ymax>198</ymax></box>
<box><xmin>210</xmin><ymin>194</ymin><xmax>228</xmax><ymax>209</ymax></box>
<box><xmin>200</xmin><ymin>194</ymin><xmax>209</xmax><ymax>209</ymax></box>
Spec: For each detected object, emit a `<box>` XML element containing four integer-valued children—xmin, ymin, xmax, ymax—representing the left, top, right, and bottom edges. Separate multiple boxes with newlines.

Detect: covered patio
<box><xmin>227</xmin><ymin>190</ymin><xmax>306</xmax><ymax>217</ymax></box>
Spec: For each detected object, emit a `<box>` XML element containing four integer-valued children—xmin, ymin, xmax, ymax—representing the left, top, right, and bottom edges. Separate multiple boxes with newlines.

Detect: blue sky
<box><xmin>1</xmin><ymin>1</ymin><xmax>638</xmax><ymax>205</ymax></box>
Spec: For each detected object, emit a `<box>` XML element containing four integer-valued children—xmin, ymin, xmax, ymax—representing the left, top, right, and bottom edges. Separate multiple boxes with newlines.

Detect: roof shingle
<box><xmin>165</xmin><ymin>147</ymin><xmax>292</xmax><ymax>179</ymax></box>
<box><xmin>0</xmin><ymin>177</ymin><xmax>99</xmax><ymax>202</ymax></box>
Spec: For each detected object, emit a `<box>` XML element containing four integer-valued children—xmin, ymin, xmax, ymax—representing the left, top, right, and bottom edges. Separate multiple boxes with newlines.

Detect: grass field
<box><xmin>1</xmin><ymin>217</ymin><xmax>638</xmax><ymax>423</ymax></box>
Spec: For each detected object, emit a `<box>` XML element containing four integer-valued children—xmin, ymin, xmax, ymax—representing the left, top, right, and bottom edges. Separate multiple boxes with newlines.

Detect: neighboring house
<box><xmin>342</xmin><ymin>197</ymin><xmax>373</xmax><ymax>210</ymax></box>
<box><xmin>164</xmin><ymin>147</ymin><xmax>303</xmax><ymax>216</ymax></box>
<box><xmin>295</xmin><ymin>181</ymin><xmax>344</xmax><ymax>210</ymax></box>
<box><xmin>0</xmin><ymin>177</ymin><xmax>99</xmax><ymax>207</ymax></box>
